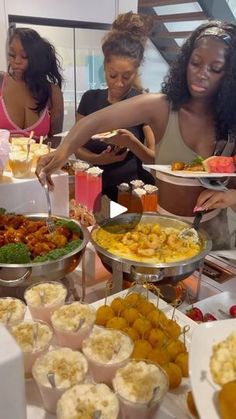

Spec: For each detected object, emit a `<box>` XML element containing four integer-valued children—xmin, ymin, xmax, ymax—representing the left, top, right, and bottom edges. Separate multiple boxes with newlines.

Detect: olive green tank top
<box><xmin>155</xmin><ymin>111</ymin><xmax>197</xmax><ymax>164</ymax></box>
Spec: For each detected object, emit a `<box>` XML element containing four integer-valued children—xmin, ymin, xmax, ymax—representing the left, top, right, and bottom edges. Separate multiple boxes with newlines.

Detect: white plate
<box><xmin>189</xmin><ymin>318</ymin><xmax>236</xmax><ymax>419</ymax></box>
<box><xmin>91</xmin><ymin>130</ymin><xmax>118</xmax><ymax>140</ymax></box>
<box><xmin>144</xmin><ymin>164</ymin><xmax>236</xmax><ymax>178</ymax></box>
<box><xmin>185</xmin><ymin>291</ymin><xmax>236</xmax><ymax>321</ymax></box>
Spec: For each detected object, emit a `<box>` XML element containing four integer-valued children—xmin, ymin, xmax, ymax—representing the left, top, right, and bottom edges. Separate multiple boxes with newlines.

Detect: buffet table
<box><xmin>25</xmin><ymin>289</ymin><xmax>196</xmax><ymax>419</ymax></box>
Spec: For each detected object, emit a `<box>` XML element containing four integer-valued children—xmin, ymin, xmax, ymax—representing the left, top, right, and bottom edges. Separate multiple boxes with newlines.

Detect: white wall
<box><xmin>0</xmin><ymin>0</ymin><xmax>138</xmax><ymax>68</ymax></box>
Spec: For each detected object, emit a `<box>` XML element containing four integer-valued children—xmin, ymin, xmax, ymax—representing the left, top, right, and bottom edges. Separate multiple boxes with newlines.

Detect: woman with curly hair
<box><xmin>37</xmin><ymin>20</ymin><xmax>236</xmax><ymax>249</ymax></box>
<box><xmin>75</xmin><ymin>11</ymin><xmax>155</xmax><ymax>201</ymax></box>
<box><xmin>0</xmin><ymin>27</ymin><xmax>64</xmax><ymax>139</ymax></box>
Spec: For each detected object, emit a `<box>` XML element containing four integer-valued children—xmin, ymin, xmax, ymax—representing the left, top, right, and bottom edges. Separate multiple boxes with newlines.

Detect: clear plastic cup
<box><xmin>10</xmin><ymin>320</ymin><xmax>53</xmax><ymax>378</ymax></box>
<box><xmin>143</xmin><ymin>185</ymin><xmax>158</xmax><ymax>212</ymax></box>
<box><xmin>24</xmin><ymin>281</ymin><xmax>67</xmax><ymax>324</ymax></box>
<box><xmin>32</xmin><ymin>347</ymin><xmax>88</xmax><ymax>414</ymax></box>
<box><xmin>0</xmin><ymin>297</ymin><xmax>26</xmax><ymax>326</ymax></box>
<box><xmin>51</xmin><ymin>302</ymin><xmax>96</xmax><ymax>350</ymax></box>
<box><xmin>117</xmin><ymin>183</ymin><xmax>131</xmax><ymax>212</ymax></box>
<box><xmin>9</xmin><ymin>150</ymin><xmax>33</xmax><ymax>178</ymax></box>
<box><xmin>57</xmin><ymin>383</ymin><xmax>120</xmax><ymax>419</ymax></box>
<box><xmin>112</xmin><ymin>360</ymin><xmax>169</xmax><ymax>419</ymax></box>
<box><xmin>86</xmin><ymin>166</ymin><xmax>103</xmax><ymax>212</ymax></box>
<box><xmin>82</xmin><ymin>327</ymin><xmax>134</xmax><ymax>386</ymax></box>
<box><xmin>74</xmin><ymin>161</ymin><xmax>90</xmax><ymax>206</ymax></box>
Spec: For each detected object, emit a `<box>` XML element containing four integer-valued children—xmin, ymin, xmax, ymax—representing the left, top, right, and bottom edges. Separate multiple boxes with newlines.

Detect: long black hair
<box><xmin>8</xmin><ymin>27</ymin><xmax>63</xmax><ymax>113</ymax></box>
<box><xmin>161</xmin><ymin>20</ymin><xmax>236</xmax><ymax>141</ymax></box>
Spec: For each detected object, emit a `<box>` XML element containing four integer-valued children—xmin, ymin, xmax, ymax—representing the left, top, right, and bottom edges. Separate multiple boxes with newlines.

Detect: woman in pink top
<box><xmin>0</xmin><ymin>27</ymin><xmax>64</xmax><ymax>139</ymax></box>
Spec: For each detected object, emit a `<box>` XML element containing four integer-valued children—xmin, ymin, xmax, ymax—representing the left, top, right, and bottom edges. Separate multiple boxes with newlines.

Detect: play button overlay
<box><xmin>110</xmin><ymin>201</ymin><xmax>127</xmax><ymax>218</ymax></box>
<box><xmin>93</xmin><ymin>194</ymin><xmax>143</xmax><ymax>231</ymax></box>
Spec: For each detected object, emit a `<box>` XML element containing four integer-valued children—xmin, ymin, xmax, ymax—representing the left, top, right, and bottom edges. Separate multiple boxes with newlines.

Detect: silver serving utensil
<box><xmin>39</xmin><ymin>289</ymin><xmax>45</xmax><ymax>305</ymax></box>
<box><xmin>47</xmin><ymin>371</ymin><xmax>56</xmax><ymax>388</ymax></box>
<box><xmin>178</xmin><ymin>211</ymin><xmax>204</xmax><ymax>243</ymax></box>
<box><xmin>199</xmin><ymin>177</ymin><xmax>229</xmax><ymax>191</ymax></box>
<box><xmin>43</xmin><ymin>183</ymin><xmax>55</xmax><ymax>233</ymax></box>
<box><xmin>74</xmin><ymin>318</ymin><xmax>85</xmax><ymax>331</ymax></box>
<box><xmin>32</xmin><ymin>322</ymin><xmax>39</xmax><ymax>348</ymax></box>
<box><xmin>93</xmin><ymin>410</ymin><xmax>102</xmax><ymax>419</ymax></box>
<box><xmin>148</xmin><ymin>386</ymin><xmax>160</xmax><ymax>407</ymax></box>
<box><xmin>47</xmin><ymin>141</ymin><xmax>52</xmax><ymax>153</ymax></box>
<box><xmin>26</xmin><ymin>140</ymin><xmax>31</xmax><ymax>161</ymax></box>
<box><xmin>5</xmin><ymin>310</ymin><xmax>13</xmax><ymax>325</ymax></box>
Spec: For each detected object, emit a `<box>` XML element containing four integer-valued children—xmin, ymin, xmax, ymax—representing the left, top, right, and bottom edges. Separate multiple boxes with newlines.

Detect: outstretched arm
<box><xmin>36</xmin><ymin>93</ymin><xmax>164</xmax><ymax>184</ymax></box>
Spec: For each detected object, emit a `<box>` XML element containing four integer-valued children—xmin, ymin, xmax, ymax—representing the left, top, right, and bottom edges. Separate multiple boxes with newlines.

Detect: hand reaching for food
<box><xmin>195</xmin><ymin>189</ymin><xmax>236</xmax><ymax>211</ymax></box>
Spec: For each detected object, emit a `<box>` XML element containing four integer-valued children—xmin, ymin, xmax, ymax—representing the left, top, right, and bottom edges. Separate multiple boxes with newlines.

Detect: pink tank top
<box><xmin>0</xmin><ymin>73</ymin><xmax>50</xmax><ymax>139</ymax></box>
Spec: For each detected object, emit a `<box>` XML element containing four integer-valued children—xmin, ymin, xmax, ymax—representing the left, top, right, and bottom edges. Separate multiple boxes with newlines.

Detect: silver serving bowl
<box><xmin>0</xmin><ymin>213</ymin><xmax>89</xmax><ymax>287</ymax></box>
<box><xmin>91</xmin><ymin>213</ymin><xmax>212</xmax><ymax>283</ymax></box>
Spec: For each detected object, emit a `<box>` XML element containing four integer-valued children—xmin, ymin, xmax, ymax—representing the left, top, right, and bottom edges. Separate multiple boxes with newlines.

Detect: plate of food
<box><xmin>91</xmin><ymin>130</ymin><xmax>118</xmax><ymax>140</ymax></box>
<box><xmin>145</xmin><ymin>156</ymin><xmax>236</xmax><ymax>178</ymax></box>
<box><xmin>189</xmin><ymin>319</ymin><xmax>236</xmax><ymax>419</ymax></box>
<box><xmin>185</xmin><ymin>292</ymin><xmax>236</xmax><ymax>322</ymax></box>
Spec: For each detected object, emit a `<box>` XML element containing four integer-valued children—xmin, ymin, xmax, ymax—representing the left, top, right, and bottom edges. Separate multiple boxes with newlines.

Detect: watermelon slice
<box><xmin>203</xmin><ymin>156</ymin><xmax>235</xmax><ymax>173</ymax></box>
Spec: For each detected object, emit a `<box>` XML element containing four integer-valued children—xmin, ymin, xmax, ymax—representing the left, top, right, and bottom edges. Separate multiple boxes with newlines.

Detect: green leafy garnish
<box><xmin>55</xmin><ymin>219</ymin><xmax>82</xmax><ymax>234</ymax></box>
<box><xmin>0</xmin><ymin>243</ymin><xmax>31</xmax><ymax>264</ymax></box>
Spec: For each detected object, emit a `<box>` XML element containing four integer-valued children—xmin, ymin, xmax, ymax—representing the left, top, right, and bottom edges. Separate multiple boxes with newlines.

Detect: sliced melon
<box><xmin>203</xmin><ymin>156</ymin><xmax>235</xmax><ymax>173</ymax></box>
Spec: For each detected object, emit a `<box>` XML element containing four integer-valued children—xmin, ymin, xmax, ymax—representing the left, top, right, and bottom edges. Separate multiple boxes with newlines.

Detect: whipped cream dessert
<box><xmin>11</xmin><ymin>320</ymin><xmax>53</xmax><ymax>353</ymax></box>
<box><xmin>143</xmin><ymin>185</ymin><xmax>158</xmax><ymax>194</ymax></box>
<box><xmin>0</xmin><ymin>297</ymin><xmax>26</xmax><ymax>326</ymax></box>
<box><xmin>51</xmin><ymin>302</ymin><xmax>96</xmax><ymax>332</ymax></box>
<box><xmin>74</xmin><ymin>161</ymin><xmax>89</xmax><ymax>171</ymax></box>
<box><xmin>25</xmin><ymin>282</ymin><xmax>67</xmax><ymax>308</ymax></box>
<box><xmin>113</xmin><ymin>360</ymin><xmax>169</xmax><ymax>403</ymax></box>
<box><xmin>33</xmin><ymin>348</ymin><xmax>88</xmax><ymax>389</ymax></box>
<box><xmin>86</xmin><ymin>166</ymin><xmax>103</xmax><ymax>176</ymax></box>
<box><xmin>82</xmin><ymin>327</ymin><xmax>133</xmax><ymax>364</ymax></box>
<box><xmin>130</xmin><ymin>180</ymin><xmax>144</xmax><ymax>189</ymax></box>
<box><xmin>57</xmin><ymin>383</ymin><xmax>119</xmax><ymax>419</ymax></box>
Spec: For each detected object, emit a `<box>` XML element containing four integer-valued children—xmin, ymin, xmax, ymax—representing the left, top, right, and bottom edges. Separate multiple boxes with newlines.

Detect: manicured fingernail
<box><xmin>193</xmin><ymin>206</ymin><xmax>204</xmax><ymax>212</ymax></box>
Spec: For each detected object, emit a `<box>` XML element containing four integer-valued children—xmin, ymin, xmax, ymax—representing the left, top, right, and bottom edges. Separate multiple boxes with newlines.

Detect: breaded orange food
<box><xmin>218</xmin><ymin>380</ymin><xmax>236</xmax><ymax>419</ymax></box>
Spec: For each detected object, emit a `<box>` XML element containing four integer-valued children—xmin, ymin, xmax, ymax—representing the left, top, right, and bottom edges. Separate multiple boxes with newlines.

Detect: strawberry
<box><xmin>203</xmin><ymin>313</ymin><xmax>217</xmax><ymax>322</ymax></box>
<box><xmin>229</xmin><ymin>305</ymin><xmax>236</xmax><ymax>317</ymax></box>
<box><xmin>186</xmin><ymin>307</ymin><xmax>203</xmax><ymax>322</ymax></box>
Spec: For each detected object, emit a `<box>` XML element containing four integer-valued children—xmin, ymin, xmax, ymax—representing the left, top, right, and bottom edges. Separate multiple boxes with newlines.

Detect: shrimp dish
<box><xmin>92</xmin><ymin>222</ymin><xmax>202</xmax><ymax>263</ymax></box>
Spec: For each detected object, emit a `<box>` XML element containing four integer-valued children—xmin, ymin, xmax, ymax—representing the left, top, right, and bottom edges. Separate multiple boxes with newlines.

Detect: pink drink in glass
<box><xmin>86</xmin><ymin>167</ymin><xmax>103</xmax><ymax>212</ymax></box>
<box><xmin>75</xmin><ymin>171</ymin><xmax>88</xmax><ymax>206</ymax></box>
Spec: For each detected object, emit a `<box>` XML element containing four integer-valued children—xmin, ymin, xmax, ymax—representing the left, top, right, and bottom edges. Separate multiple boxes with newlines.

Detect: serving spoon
<box><xmin>178</xmin><ymin>211</ymin><xmax>205</xmax><ymax>243</ymax></box>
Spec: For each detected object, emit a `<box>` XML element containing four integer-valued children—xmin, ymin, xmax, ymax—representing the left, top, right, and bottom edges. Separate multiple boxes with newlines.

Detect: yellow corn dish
<box><xmin>92</xmin><ymin>223</ymin><xmax>202</xmax><ymax>263</ymax></box>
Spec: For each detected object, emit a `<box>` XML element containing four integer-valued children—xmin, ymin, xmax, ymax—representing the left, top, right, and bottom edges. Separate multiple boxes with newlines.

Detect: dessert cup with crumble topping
<box><xmin>24</xmin><ymin>281</ymin><xmax>67</xmax><ymax>323</ymax></box>
<box><xmin>57</xmin><ymin>383</ymin><xmax>119</xmax><ymax>419</ymax></box>
<box><xmin>0</xmin><ymin>297</ymin><xmax>26</xmax><ymax>326</ymax></box>
<box><xmin>112</xmin><ymin>360</ymin><xmax>169</xmax><ymax>419</ymax></box>
<box><xmin>32</xmin><ymin>347</ymin><xmax>88</xmax><ymax>413</ymax></box>
<box><xmin>51</xmin><ymin>302</ymin><xmax>96</xmax><ymax>350</ymax></box>
<box><xmin>10</xmin><ymin>320</ymin><xmax>53</xmax><ymax>378</ymax></box>
<box><xmin>82</xmin><ymin>327</ymin><xmax>134</xmax><ymax>386</ymax></box>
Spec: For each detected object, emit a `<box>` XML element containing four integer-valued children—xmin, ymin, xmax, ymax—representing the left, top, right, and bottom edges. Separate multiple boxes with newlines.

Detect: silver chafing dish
<box><xmin>91</xmin><ymin>213</ymin><xmax>212</xmax><ymax>285</ymax></box>
<box><xmin>0</xmin><ymin>213</ymin><xmax>89</xmax><ymax>287</ymax></box>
